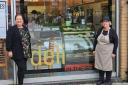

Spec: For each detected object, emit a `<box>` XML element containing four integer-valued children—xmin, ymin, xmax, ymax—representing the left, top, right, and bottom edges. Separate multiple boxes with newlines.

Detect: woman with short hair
<box><xmin>93</xmin><ymin>16</ymin><xmax>118</xmax><ymax>85</ymax></box>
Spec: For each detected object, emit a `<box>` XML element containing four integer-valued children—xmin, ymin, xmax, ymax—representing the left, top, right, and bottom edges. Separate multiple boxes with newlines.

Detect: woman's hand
<box><xmin>7</xmin><ymin>51</ymin><xmax>13</xmax><ymax>58</ymax></box>
<box><xmin>112</xmin><ymin>53</ymin><xmax>116</xmax><ymax>59</ymax></box>
<box><xmin>93</xmin><ymin>51</ymin><xmax>95</xmax><ymax>56</ymax></box>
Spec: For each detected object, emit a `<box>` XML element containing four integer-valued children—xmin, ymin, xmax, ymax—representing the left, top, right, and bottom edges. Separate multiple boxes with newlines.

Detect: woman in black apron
<box><xmin>93</xmin><ymin>16</ymin><xmax>118</xmax><ymax>85</ymax></box>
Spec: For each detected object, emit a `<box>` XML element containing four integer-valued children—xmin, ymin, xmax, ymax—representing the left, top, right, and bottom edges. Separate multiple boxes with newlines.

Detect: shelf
<box><xmin>63</xmin><ymin>31</ymin><xmax>93</xmax><ymax>35</ymax></box>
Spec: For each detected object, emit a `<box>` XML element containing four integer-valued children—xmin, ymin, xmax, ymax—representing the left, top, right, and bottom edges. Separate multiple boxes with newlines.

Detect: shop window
<box><xmin>13</xmin><ymin>0</ymin><xmax>117</xmax><ymax>79</ymax></box>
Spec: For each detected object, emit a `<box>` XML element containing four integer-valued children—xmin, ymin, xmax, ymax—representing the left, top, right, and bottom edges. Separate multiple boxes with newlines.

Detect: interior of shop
<box><xmin>8</xmin><ymin>0</ymin><xmax>109</xmax><ymax>29</ymax></box>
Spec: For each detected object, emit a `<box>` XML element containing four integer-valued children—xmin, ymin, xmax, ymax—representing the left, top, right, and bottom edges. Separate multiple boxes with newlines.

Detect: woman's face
<box><xmin>15</xmin><ymin>15</ymin><xmax>24</xmax><ymax>27</ymax></box>
<box><xmin>102</xmin><ymin>20</ymin><xmax>110</xmax><ymax>29</ymax></box>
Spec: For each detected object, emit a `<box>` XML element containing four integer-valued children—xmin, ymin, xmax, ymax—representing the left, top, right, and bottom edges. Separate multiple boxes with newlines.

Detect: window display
<box><xmin>28</xmin><ymin>26</ymin><xmax>63</xmax><ymax>70</ymax></box>
<box><xmin>0</xmin><ymin>0</ymin><xmax>116</xmax><ymax>84</ymax></box>
<box><xmin>24</xmin><ymin>0</ymin><xmax>116</xmax><ymax>78</ymax></box>
<box><xmin>62</xmin><ymin>23</ymin><xmax>95</xmax><ymax>71</ymax></box>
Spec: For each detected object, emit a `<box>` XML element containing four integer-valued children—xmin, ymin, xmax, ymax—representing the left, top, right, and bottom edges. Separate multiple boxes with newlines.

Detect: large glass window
<box><xmin>14</xmin><ymin>0</ymin><xmax>116</xmax><ymax>79</ymax></box>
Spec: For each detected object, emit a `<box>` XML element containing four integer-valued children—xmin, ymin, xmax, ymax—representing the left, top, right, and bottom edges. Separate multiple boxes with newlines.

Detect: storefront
<box><xmin>0</xmin><ymin>0</ymin><xmax>119</xmax><ymax>84</ymax></box>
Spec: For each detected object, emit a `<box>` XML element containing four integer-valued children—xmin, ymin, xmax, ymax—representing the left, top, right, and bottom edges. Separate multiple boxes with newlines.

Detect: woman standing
<box><xmin>6</xmin><ymin>14</ymin><xmax>31</xmax><ymax>85</ymax></box>
<box><xmin>93</xmin><ymin>16</ymin><xmax>118</xmax><ymax>85</ymax></box>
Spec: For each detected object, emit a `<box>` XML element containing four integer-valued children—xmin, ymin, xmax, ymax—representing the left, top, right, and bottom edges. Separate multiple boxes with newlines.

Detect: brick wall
<box><xmin>120</xmin><ymin>0</ymin><xmax>128</xmax><ymax>80</ymax></box>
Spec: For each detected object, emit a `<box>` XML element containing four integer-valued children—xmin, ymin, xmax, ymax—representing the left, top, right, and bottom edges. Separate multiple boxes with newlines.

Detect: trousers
<box><xmin>98</xmin><ymin>70</ymin><xmax>112</xmax><ymax>82</ymax></box>
<box><xmin>14</xmin><ymin>58</ymin><xmax>27</xmax><ymax>85</ymax></box>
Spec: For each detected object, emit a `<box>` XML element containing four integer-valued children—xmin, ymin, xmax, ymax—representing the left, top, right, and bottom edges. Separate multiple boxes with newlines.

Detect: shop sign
<box><xmin>31</xmin><ymin>45</ymin><xmax>65</xmax><ymax>66</ymax></box>
<box><xmin>64</xmin><ymin>64</ymin><xmax>94</xmax><ymax>71</ymax></box>
<box><xmin>0</xmin><ymin>1</ymin><xmax>6</xmax><ymax>38</ymax></box>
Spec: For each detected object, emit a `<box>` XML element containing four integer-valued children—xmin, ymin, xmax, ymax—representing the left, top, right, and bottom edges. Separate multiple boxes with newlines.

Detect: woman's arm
<box><xmin>112</xmin><ymin>30</ymin><xmax>118</xmax><ymax>55</ymax></box>
<box><xmin>6</xmin><ymin>27</ymin><xmax>13</xmax><ymax>51</ymax></box>
<box><xmin>6</xmin><ymin>27</ymin><xmax>14</xmax><ymax>57</ymax></box>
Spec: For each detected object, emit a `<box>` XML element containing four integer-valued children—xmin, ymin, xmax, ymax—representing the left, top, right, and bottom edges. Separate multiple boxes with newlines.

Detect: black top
<box><xmin>6</xmin><ymin>25</ymin><xmax>32</xmax><ymax>60</ymax></box>
<box><xmin>102</xmin><ymin>30</ymin><xmax>108</xmax><ymax>35</ymax></box>
<box><xmin>93</xmin><ymin>28</ymin><xmax>118</xmax><ymax>54</ymax></box>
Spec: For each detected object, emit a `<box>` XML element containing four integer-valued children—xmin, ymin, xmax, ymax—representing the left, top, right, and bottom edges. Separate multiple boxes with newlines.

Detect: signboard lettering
<box><xmin>31</xmin><ymin>45</ymin><xmax>65</xmax><ymax>66</ymax></box>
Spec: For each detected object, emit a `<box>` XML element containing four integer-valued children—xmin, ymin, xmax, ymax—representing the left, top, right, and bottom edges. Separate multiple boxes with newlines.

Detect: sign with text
<box><xmin>0</xmin><ymin>1</ymin><xmax>6</xmax><ymax>38</ymax></box>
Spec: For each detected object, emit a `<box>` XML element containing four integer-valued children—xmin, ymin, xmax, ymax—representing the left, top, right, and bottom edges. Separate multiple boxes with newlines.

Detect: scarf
<box><xmin>19</xmin><ymin>28</ymin><xmax>31</xmax><ymax>58</ymax></box>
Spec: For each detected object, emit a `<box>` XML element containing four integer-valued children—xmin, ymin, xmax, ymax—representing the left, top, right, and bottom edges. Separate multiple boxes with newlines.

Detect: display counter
<box><xmin>61</xmin><ymin>25</ymin><xmax>95</xmax><ymax>71</ymax></box>
<box><xmin>25</xmin><ymin>25</ymin><xmax>96</xmax><ymax>78</ymax></box>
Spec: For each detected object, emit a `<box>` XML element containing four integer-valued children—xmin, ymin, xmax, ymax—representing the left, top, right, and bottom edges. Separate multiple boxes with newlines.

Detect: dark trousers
<box><xmin>14</xmin><ymin>58</ymin><xmax>27</xmax><ymax>85</ymax></box>
<box><xmin>98</xmin><ymin>70</ymin><xmax>112</xmax><ymax>82</ymax></box>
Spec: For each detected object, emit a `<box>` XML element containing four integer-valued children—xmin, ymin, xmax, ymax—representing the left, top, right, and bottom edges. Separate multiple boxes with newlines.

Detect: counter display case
<box><xmin>62</xmin><ymin>26</ymin><xmax>95</xmax><ymax>71</ymax></box>
<box><xmin>28</xmin><ymin>25</ymin><xmax>95</xmax><ymax>71</ymax></box>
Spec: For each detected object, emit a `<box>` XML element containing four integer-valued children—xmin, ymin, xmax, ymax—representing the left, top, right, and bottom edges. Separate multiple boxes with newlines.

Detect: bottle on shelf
<box><xmin>65</xmin><ymin>8</ymin><xmax>72</xmax><ymax>27</ymax></box>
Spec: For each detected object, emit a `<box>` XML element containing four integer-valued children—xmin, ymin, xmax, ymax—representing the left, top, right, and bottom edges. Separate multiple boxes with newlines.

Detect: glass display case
<box><xmin>26</xmin><ymin>24</ymin><xmax>96</xmax><ymax>78</ymax></box>
<box><xmin>62</xmin><ymin>25</ymin><xmax>95</xmax><ymax>71</ymax></box>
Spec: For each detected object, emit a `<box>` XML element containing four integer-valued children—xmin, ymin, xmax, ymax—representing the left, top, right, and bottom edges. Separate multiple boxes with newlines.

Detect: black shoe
<box><xmin>104</xmin><ymin>81</ymin><xmax>112</xmax><ymax>85</ymax></box>
<box><xmin>96</xmin><ymin>80</ymin><xmax>104</xmax><ymax>85</ymax></box>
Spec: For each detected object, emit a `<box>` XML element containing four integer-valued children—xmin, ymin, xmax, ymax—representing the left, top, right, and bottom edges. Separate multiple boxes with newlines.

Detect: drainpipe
<box><xmin>20</xmin><ymin>0</ymin><xmax>28</xmax><ymax>25</ymax></box>
<box><xmin>115</xmin><ymin>0</ymin><xmax>120</xmax><ymax>80</ymax></box>
<box><xmin>11</xmin><ymin>0</ymin><xmax>16</xmax><ymax>84</ymax></box>
<box><xmin>127</xmin><ymin>0</ymin><xmax>128</xmax><ymax>82</ymax></box>
<box><xmin>20</xmin><ymin>0</ymin><xmax>24</xmax><ymax>14</ymax></box>
<box><xmin>108</xmin><ymin>0</ymin><xmax>112</xmax><ymax>20</ymax></box>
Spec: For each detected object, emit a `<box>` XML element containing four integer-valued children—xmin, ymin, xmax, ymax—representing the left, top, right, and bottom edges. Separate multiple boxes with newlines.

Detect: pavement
<box><xmin>24</xmin><ymin>83</ymin><xmax>128</xmax><ymax>85</ymax></box>
<box><xmin>76</xmin><ymin>83</ymin><xmax>128</xmax><ymax>85</ymax></box>
<box><xmin>10</xmin><ymin>82</ymin><xmax>128</xmax><ymax>85</ymax></box>
<box><xmin>20</xmin><ymin>82</ymin><xmax>128</xmax><ymax>85</ymax></box>
<box><xmin>10</xmin><ymin>79</ymin><xmax>128</xmax><ymax>85</ymax></box>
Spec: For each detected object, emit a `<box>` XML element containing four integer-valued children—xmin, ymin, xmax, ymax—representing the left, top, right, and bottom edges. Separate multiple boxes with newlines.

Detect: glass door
<box><xmin>0</xmin><ymin>0</ymin><xmax>14</xmax><ymax>84</ymax></box>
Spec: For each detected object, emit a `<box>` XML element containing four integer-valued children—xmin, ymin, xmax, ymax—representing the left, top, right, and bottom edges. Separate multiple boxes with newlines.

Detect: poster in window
<box><xmin>0</xmin><ymin>1</ymin><xmax>6</xmax><ymax>38</ymax></box>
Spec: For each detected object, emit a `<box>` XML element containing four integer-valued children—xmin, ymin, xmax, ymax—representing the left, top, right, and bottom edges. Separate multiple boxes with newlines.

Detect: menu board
<box><xmin>0</xmin><ymin>1</ymin><xmax>6</xmax><ymax>38</ymax></box>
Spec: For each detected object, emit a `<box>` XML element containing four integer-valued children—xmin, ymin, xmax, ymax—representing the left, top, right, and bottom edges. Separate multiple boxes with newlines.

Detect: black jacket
<box><xmin>93</xmin><ymin>28</ymin><xmax>118</xmax><ymax>54</ymax></box>
<box><xmin>6</xmin><ymin>25</ymin><xmax>31</xmax><ymax>60</ymax></box>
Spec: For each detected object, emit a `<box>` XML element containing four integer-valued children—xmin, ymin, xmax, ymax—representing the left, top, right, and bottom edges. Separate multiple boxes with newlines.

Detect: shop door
<box><xmin>14</xmin><ymin>0</ymin><xmax>117</xmax><ymax>84</ymax></box>
<box><xmin>0</xmin><ymin>0</ymin><xmax>15</xmax><ymax>84</ymax></box>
